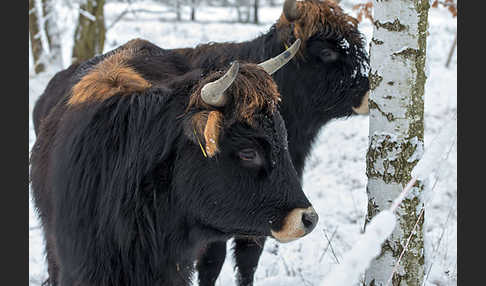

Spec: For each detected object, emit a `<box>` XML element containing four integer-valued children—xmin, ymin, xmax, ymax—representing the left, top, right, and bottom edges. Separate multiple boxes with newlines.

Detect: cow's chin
<box><xmin>270</xmin><ymin>234</ymin><xmax>301</xmax><ymax>243</ymax></box>
<box><xmin>270</xmin><ymin>228</ymin><xmax>305</xmax><ymax>243</ymax></box>
<box><xmin>231</xmin><ymin>228</ymin><xmax>270</xmax><ymax>238</ymax></box>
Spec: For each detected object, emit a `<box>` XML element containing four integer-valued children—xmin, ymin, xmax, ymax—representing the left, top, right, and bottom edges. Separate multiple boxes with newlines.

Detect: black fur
<box><xmin>173</xmin><ymin>5</ymin><xmax>369</xmax><ymax>285</ymax></box>
<box><xmin>177</xmin><ymin>23</ymin><xmax>369</xmax><ymax>178</ymax></box>
<box><xmin>30</xmin><ymin>52</ymin><xmax>312</xmax><ymax>285</ymax></box>
<box><xmin>32</xmin><ymin>2</ymin><xmax>369</xmax><ymax>284</ymax></box>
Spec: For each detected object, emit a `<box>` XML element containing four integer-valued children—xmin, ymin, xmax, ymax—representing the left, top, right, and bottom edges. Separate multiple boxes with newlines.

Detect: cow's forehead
<box><xmin>276</xmin><ymin>0</ymin><xmax>364</xmax><ymax>53</ymax></box>
<box><xmin>260</xmin><ymin>112</ymin><xmax>288</xmax><ymax>163</ymax></box>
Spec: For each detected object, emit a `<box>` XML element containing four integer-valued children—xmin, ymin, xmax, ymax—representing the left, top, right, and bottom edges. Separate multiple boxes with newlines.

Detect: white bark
<box><xmin>364</xmin><ymin>0</ymin><xmax>429</xmax><ymax>285</ymax></box>
<box><xmin>29</xmin><ymin>36</ymin><xmax>35</xmax><ymax>76</ymax></box>
<box><xmin>52</xmin><ymin>0</ymin><xmax>81</xmax><ymax>68</ymax></box>
<box><xmin>34</xmin><ymin>0</ymin><xmax>51</xmax><ymax>55</ymax></box>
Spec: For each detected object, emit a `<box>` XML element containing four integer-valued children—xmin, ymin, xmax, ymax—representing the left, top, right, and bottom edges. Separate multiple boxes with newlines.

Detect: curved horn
<box><xmin>201</xmin><ymin>61</ymin><xmax>239</xmax><ymax>107</ymax></box>
<box><xmin>258</xmin><ymin>39</ymin><xmax>301</xmax><ymax>75</ymax></box>
<box><xmin>283</xmin><ymin>0</ymin><xmax>301</xmax><ymax>22</ymax></box>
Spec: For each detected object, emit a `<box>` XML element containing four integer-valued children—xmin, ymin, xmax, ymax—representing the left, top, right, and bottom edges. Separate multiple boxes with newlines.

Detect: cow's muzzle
<box><xmin>271</xmin><ymin>207</ymin><xmax>319</xmax><ymax>243</ymax></box>
<box><xmin>352</xmin><ymin>91</ymin><xmax>370</xmax><ymax>115</ymax></box>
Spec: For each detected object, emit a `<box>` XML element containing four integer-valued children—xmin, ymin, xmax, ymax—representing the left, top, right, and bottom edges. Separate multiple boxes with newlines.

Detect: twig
<box><xmin>386</xmin><ymin>137</ymin><xmax>456</xmax><ymax>286</ymax></box>
<box><xmin>445</xmin><ymin>32</ymin><xmax>457</xmax><ymax>68</ymax></box>
<box><xmin>390</xmin><ymin>177</ymin><xmax>417</xmax><ymax>213</ymax></box>
<box><xmin>280</xmin><ymin>255</ymin><xmax>294</xmax><ymax>276</ymax></box>
<box><xmin>107</xmin><ymin>8</ymin><xmax>173</xmax><ymax>30</ymax></box>
<box><xmin>79</xmin><ymin>8</ymin><xmax>96</xmax><ymax>22</ymax></box>
<box><xmin>386</xmin><ymin>207</ymin><xmax>425</xmax><ymax>286</ymax></box>
<box><xmin>422</xmin><ymin>142</ymin><xmax>457</xmax><ymax>285</ymax></box>
<box><xmin>322</xmin><ymin>228</ymin><xmax>340</xmax><ymax>264</ymax></box>
<box><xmin>422</xmin><ymin>198</ymin><xmax>456</xmax><ymax>285</ymax></box>
<box><xmin>319</xmin><ymin>227</ymin><xmax>338</xmax><ymax>263</ymax></box>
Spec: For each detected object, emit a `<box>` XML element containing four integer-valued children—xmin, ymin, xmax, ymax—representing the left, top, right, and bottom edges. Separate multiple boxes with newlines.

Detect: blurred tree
<box><xmin>29</xmin><ymin>0</ymin><xmax>51</xmax><ymax>73</ymax></box>
<box><xmin>190</xmin><ymin>0</ymin><xmax>197</xmax><ymax>21</ymax></box>
<box><xmin>253</xmin><ymin>0</ymin><xmax>259</xmax><ymax>23</ymax></box>
<box><xmin>364</xmin><ymin>0</ymin><xmax>429</xmax><ymax>285</ymax></box>
<box><xmin>72</xmin><ymin>0</ymin><xmax>106</xmax><ymax>63</ymax></box>
<box><xmin>234</xmin><ymin>0</ymin><xmax>251</xmax><ymax>23</ymax></box>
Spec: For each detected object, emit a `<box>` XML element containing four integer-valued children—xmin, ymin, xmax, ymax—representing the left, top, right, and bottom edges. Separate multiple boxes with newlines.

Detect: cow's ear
<box><xmin>185</xmin><ymin>110</ymin><xmax>223</xmax><ymax>157</ymax></box>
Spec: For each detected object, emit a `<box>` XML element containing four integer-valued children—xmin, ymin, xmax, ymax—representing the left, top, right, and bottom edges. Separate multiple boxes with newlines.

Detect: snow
<box><xmin>320</xmin><ymin>210</ymin><xmax>397</xmax><ymax>286</ymax></box>
<box><xmin>28</xmin><ymin>2</ymin><xmax>457</xmax><ymax>285</ymax></box>
<box><xmin>412</xmin><ymin>118</ymin><xmax>456</xmax><ymax>180</ymax></box>
<box><xmin>34</xmin><ymin>0</ymin><xmax>51</xmax><ymax>55</ymax></box>
<box><xmin>407</xmin><ymin>136</ymin><xmax>424</xmax><ymax>163</ymax></box>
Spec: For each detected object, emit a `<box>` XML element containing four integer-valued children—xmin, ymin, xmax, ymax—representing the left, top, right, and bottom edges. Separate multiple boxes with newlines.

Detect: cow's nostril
<box><xmin>302</xmin><ymin>214</ymin><xmax>313</xmax><ymax>228</ymax></box>
<box><xmin>301</xmin><ymin>209</ymin><xmax>318</xmax><ymax>234</ymax></box>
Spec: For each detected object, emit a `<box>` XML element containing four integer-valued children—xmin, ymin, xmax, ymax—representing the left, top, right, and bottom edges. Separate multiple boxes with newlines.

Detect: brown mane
<box><xmin>277</xmin><ymin>0</ymin><xmax>361</xmax><ymax>52</ymax></box>
<box><xmin>187</xmin><ymin>63</ymin><xmax>281</xmax><ymax>157</ymax></box>
<box><xmin>68</xmin><ymin>41</ymin><xmax>152</xmax><ymax>106</ymax></box>
<box><xmin>188</xmin><ymin>63</ymin><xmax>280</xmax><ymax>126</ymax></box>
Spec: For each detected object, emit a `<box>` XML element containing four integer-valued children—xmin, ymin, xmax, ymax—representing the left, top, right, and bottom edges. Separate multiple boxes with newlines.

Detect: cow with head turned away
<box><xmin>175</xmin><ymin>0</ymin><xmax>371</xmax><ymax>179</ymax></box>
<box><xmin>29</xmin><ymin>40</ymin><xmax>318</xmax><ymax>286</ymax></box>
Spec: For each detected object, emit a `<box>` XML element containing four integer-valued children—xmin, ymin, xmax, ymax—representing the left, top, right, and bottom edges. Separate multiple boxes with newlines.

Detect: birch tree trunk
<box><xmin>364</xmin><ymin>0</ymin><xmax>429</xmax><ymax>285</ymax></box>
<box><xmin>72</xmin><ymin>0</ymin><xmax>106</xmax><ymax>63</ymax></box>
<box><xmin>29</xmin><ymin>0</ymin><xmax>51</xmax><ymax>73</ymax></box>
<box><xmin>29</xmin><ymin>36</ymin><xmax>35</xmax><ymax>75</ymax></box>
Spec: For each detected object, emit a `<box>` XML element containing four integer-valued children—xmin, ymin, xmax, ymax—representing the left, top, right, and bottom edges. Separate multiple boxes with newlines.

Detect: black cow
<box><xmin>175</xmin><ymin>0</ymin><xmax>370</xmax><ymax>179</ymax></box>
<box><xmin>30</xmin><ymin>40</ymin><xmax>318</xmax><ymax>285</ymax></box>
<box><xmin>31</xmin><ymin>1</ymin><xmax>370</xmax><ymax>284</ymax></box>
<box><xmin>172</xmin><ymin>0</ymin><xmax>370</xmax><ymax>284</ymax></box>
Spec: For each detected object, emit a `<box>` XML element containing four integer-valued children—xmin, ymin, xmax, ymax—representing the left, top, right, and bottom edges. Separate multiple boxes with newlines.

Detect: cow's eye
<box><xmin>320</xmin><ymin>48</ymin><xmax>339</xmax><ymax>63</ymax></box>
<box><xmin>238</xmin><ymin>148</ymin><xmax>263</xmax><ymax>167</ymax></box>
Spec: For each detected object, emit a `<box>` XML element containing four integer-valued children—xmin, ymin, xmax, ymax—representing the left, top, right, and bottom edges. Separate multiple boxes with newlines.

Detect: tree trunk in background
<box><xmin>364</xmin><ymin>0</ymin><xmax>429</xmax><ymax>285</ymax></box>
<box><xmin>41</xmin><ymin>0</ymin><xmax>52</xmax><ymax>49</ymax></box>
<box><xmin>253</xmin><ymin>0</ymin><xmax>259</xmax><ymax>24</ymax></box>
<box><xmin>191</xmin><ymin>0</ymin><xmax>196</xmax><ymax>21</ymax></box>
<box><xmin>29</xmin><ymin>0</ymin><xmax>50</xmax><ymax>73</ymax></box>
<box><xmin>29</xmin><ymin>36</ymin><xmax>35</xmax><ymax>75</ymax></box>
<box><xmin>72</xmin><ymin>0</ymin><xmax>106</xmax><ymax>63</ymax></box>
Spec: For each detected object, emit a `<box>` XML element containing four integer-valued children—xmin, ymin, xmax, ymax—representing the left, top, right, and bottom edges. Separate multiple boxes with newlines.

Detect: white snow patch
<box><xmin>412</xmin><ymin>118</ymin><xmax>456</xmax><ymax>180</ymax></box>
<box><xmin>320</xmin><ymin>210</ymin><xmax>396</xmax><ymax>286</ymax></box>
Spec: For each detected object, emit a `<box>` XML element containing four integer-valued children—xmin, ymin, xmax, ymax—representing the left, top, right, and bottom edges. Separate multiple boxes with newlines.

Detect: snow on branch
<box><xmin>320</xmin><ymin>210</ymin><xmax>396</xmax><ymax>286</ymax></box>
<box><xmin>411</xmin><ymin>117</ymin><xmax>456</xmax><ymax>180</ymax></box>
<box><xmin>79</xmin><ymin>8</ymin><xmax>96</xmax><ymax>21</ymax></box>
<box><xmin>320</xmin><ymin>117</ymin><xmax>456</xmax><ymax>286</ymax></box>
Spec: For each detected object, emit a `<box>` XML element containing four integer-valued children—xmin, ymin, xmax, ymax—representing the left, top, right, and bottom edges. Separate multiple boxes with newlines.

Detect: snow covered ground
<box><xmin>29</xmin><ymin>2</ymin><xmax>457</xmax><ymax>285</ymax></box>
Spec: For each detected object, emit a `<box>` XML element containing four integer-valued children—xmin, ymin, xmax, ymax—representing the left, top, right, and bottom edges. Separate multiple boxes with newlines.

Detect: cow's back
<box><xmin>32</xmin><ymin>63</ymin><xmax>80</xmax><ymax>135</ymax></box>
<box><xmin>32</xmin><ymin>38</ymin><xmax>179</xmax><ymax>135</ymax></box>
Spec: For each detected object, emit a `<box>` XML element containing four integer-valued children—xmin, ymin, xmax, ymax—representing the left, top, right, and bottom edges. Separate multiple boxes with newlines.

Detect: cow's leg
<box><xmin>233</xmin><ymin>236</ymin><xmax>266</xmax><ymax>286</ymax></box>
<box><xmin>197</xmin><ymin>240</ymin><xmax>227</xmax><ymax>286</ymax></box>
